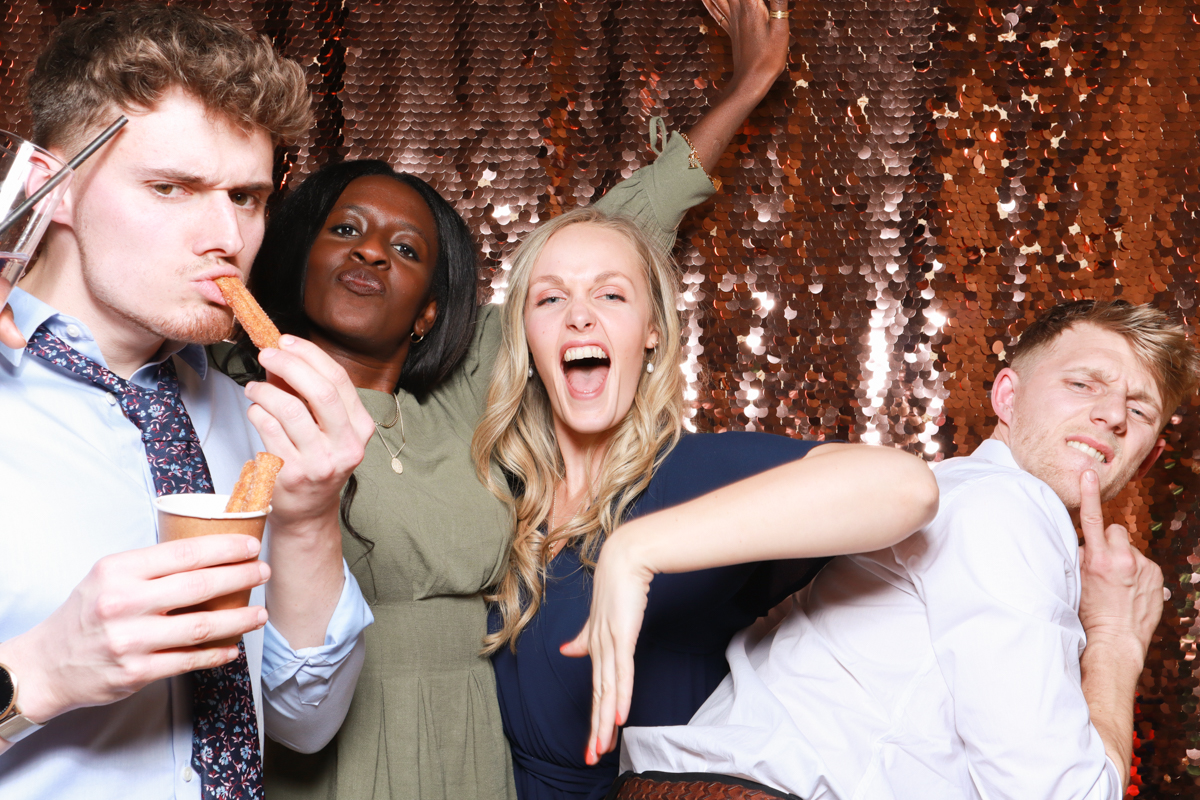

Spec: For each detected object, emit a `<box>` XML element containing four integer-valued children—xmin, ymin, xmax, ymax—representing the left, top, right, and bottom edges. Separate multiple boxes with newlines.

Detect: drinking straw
<box><xmin>0</xmin><ymin>116</ymin><xmax>128</xmax><ymax>239</ymax></box>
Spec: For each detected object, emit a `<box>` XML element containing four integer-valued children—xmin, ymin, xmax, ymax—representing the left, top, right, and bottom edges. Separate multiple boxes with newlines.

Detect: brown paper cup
<box><xmin>155</xmin><ymin>493</ymin><xmax>268</xmax><ymax>648</ymax></box>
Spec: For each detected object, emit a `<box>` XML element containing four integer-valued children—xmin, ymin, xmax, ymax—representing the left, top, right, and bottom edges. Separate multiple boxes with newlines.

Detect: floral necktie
<box><xmin>27</xmin><ymin>326</ymin><xmax>263</xmax><ymax>799</ymax></box>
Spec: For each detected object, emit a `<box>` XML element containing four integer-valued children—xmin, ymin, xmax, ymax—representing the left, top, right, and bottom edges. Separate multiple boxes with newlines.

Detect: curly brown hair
<box><xmin>27</xmin><ymin>2</ymin><xmax>312</xmax><ymax>150</ymax></box>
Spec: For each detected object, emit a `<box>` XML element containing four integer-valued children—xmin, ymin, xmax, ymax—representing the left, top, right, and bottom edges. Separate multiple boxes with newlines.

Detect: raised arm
<box><xmin>563</xmin><ymin>442</ymin><xmax>938</xmax><ymax>763</ymax></box>
<box><xmin>688</xmin><ymin>0</ymin><xmax>791</xmax><ymax>172</ymax></box>
<box><xmin>1077</xmin><ymin>469</ymin><xmax>1163</xmax><ymax>791</ymax></box>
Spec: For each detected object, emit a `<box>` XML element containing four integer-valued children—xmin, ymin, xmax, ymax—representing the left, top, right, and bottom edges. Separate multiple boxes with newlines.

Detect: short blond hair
<box><xmin>28</xmin><ymin>2</ymin><xmax>312</xmax><ymax>150</ymax></box>
<box><xmin>1010</xmin><ymin>300</ymin><xmax>1200</xmax><ymax>414</ymax></box>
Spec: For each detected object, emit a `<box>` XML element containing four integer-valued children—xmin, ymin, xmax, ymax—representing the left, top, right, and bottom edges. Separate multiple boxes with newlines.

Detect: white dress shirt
<box><xmin>623</xmin><ymin>440</ymin><xmax>1122</xmax><ymax>800</ymax></box>
<box><xmin>0</xmin><ymin>288</ymin><xmax>374</xmax><ymax>799</ymax></box>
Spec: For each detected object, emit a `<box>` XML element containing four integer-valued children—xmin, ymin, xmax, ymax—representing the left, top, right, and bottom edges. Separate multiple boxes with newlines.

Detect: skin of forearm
<box><xmin>613</xmin><ymin>444</ymin><xmax>938</xmax><ymax>576</ymax></box>
<box><xmin>264</xmin><ymin>516</ymin><xmax>346</xmax><ymax>650</ymax></box>
<box><xmin>686</xmin><ymin>70</ymin><xmax>782</xmax><ymax>173</ymax></box>
<box><xmin>1080</xmin><ymin>633</ymin><xmax>1145</xmax><ymax>789</ymax></box>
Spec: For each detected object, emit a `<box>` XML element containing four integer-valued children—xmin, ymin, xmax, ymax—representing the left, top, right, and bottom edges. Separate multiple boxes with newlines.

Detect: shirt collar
<box><xmin>971</xmin><ymin>438</ymin><xmax>1021</xmax><ymax>471</ymax></box>
<box><xmin>1</xmin><ymin>287</ymin><xmax>208</xmax><ymax>380</ymax></box>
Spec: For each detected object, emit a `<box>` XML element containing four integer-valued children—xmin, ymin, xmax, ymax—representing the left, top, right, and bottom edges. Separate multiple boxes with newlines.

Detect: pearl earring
<box><xmin>645</xmin><ymin>345</ymin><xmax>657</xmax><ymax>373</ymax></box>
<box><xmin>528</xmin><ymin>365</ymin><xmax>534</xmax><ymax>379</ymax></box>
<box><xmin>645</xmin><ymin>362</ymin><xmax>654</xmax><ymax>374</ymax></box>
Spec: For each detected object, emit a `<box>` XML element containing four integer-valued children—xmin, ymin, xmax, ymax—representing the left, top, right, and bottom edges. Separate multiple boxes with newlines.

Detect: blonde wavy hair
<box><xmin>472</xmin><ymin>207</ymin><xmax>685</xmax><ymax>653</ymax></box>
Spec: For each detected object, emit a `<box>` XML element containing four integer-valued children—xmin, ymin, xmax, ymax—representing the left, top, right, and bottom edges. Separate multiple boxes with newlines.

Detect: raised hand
<box><xmin>242</xmin><ymin>334</ymin><xmax>374</xmax><ymax>649</ymax></box>
<box><xmin>703</xmin><ymin>0</ymin><xmax>789</xmax><ymax>90</ymax></box>
<box><xmin>559</xmin><ymin>530</ymin><xmax>655</xmax><ymax>765</ymax></box>
<box><xmin>0</xmin><ymin>534</ymin><xmax>268</xmax><ymax>726</ymax></box>
<box><xmin>687</xmin><ymin>0</ymin><xmax>790</xmax><ymax>173</ymax></box>
<box><xmin>1077</xmin><ymin>469</ymin><xmax>1164</xmax><ymax>656</ymax></box>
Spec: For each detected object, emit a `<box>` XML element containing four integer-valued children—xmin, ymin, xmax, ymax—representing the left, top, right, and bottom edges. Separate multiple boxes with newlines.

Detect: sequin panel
<box><xmin>1</xmin><ymin>1</ymin><xmax>1197</xmax><ymax>793</ymax></box>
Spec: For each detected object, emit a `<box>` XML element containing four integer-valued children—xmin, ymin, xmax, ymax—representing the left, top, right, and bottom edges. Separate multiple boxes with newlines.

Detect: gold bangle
<box><xmin>770</xmin><ymin>10</ymin><xmax>789</xmax><ymax>19</ymax></box>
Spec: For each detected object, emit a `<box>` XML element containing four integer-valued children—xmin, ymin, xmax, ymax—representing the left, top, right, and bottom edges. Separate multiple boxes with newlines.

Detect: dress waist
<box><xmin>511</xmin><ymin>744</ymin><xmax>608</xmax><ymax>793</ymax></box>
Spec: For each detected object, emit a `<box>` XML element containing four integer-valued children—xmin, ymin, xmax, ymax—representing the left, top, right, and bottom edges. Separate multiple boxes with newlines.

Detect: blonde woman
<box><xmin>472</xmin><ymin>207</ymin><xmax>939</xmax><ymax>799</ymax></box>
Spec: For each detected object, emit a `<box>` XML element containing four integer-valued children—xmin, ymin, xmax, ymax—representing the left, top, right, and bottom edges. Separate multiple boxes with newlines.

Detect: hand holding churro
<box><xmin>224</xmin><ymin>452</ymin><xmax>285</xmax><ymax>513</ymax></box>
<box><xmin>215</xmin><ymin>276</ymin><xmax>280</xmax><ymax>350</ymax></box>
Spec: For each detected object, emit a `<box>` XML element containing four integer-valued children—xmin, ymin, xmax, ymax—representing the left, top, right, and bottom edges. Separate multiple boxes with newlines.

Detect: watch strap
<box><xmin>0</xmin><ymin>710</ymin><xmax>41</xmax><ymax>743</ymax></box>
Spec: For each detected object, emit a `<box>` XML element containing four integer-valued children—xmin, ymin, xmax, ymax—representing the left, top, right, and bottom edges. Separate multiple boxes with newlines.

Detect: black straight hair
<box><xmin>232</xmin><ymin>159</ymin><xmax>479</xmax><ymax>396</ymax></box>
<box><xmin>224</xmin><ymin>160</ymin><xmax>480</xmax><ymax>554</ymax></box>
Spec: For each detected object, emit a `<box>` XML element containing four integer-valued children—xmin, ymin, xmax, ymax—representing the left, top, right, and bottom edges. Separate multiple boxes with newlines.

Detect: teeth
<box><xmin>1066</xmin><ymin>440</ymin><xmax>1106</xmax><ymax>464</ymax></box>
<box><xmin>563</xmin><ymin>345</ymin><xmax>607</xmax><ymax>362</ymax></box>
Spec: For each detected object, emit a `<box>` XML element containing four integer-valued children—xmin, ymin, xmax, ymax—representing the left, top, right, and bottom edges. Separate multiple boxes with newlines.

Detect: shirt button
<box><xmin>65</xmin><ymin>324</ymin><xmax>81</xmax><ymax>339</ymax></box>
<box><xmin>105</xmin><ymin>393</ymin><xmax>118</xmax><ymax>406</ymax></box>
<box><xmin>181</xmin><ymin>766</ymin><xmax>194</xmax><ymax>782</ymax></box>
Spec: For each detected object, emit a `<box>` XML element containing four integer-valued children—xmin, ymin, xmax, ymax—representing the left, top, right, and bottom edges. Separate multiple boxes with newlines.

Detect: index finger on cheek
<box><xmin>1078</xmin><ymin>470</ymin><xmax>1106</xmax><ymax>545</ymax></box>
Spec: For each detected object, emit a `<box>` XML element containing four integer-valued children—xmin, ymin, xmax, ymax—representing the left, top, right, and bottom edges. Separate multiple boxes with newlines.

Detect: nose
<box><xmin>351</xmin><ymin>233</ymin><xmax>389</xmax><ymax>267</ymax></box>
<box><xmin>1089</xmin><ymin>389</ymin><xmax>1128</xmax><ymax>434</ymax></box>
<box><xmin>195</xmin><ymin>195</ymin><xmax>246</xmax><ymax>259</ymax></box>
<box><xmin>566</xmin><ymin>296</ymin><xmax>596</xmax><ymax>332</ymax></box>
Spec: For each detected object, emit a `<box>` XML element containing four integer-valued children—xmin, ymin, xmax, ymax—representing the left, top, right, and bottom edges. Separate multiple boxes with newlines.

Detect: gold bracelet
<box><xmin>770</xmin><ymin>10</ymin><xmax>789</xmax><ymax>19</ymax></box>
<box><xmin>677</xmin><ymin>131</ymin><xmax>718</xmax><ymax>191</ymax></box>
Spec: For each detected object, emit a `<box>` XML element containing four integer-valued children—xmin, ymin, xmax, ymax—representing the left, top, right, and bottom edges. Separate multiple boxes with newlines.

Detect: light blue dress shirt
<box><xmin>0</xmin><ymin>288</ymin><xmax>374</xmax><ymax>799</ymax></box>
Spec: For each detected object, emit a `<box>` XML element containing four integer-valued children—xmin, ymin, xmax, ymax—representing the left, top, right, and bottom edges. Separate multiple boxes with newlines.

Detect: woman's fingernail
<box><xmin>279</xmin><ymin>334</ymin><xmax>295</xmax><ymax>347</ymax></box>
<box><xmin>258</xmin><ymin>349</ymin><xmax>276</xmax><ymax>361</ymax></box>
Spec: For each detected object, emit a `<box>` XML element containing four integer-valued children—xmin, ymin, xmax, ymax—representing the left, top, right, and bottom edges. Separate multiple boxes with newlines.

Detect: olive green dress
<box><xmin>264</xmin><ymin>125</ymin><xmax>714</xmax><ymax>800</ymax></box>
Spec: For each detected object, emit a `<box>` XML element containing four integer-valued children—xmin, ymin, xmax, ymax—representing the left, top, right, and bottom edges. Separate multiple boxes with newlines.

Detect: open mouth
<box><xmin>1066</xmin><ymin>440</ymin><xmax>1108</xmax><ymax>465</ymax></box>
<box><xmin>562</xmin><ymin>344</ymin><xmax>610</xmax><ymax>397</ymax></box>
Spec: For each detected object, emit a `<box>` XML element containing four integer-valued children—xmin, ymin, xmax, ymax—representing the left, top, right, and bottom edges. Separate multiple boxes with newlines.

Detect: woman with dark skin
<box><xmin>218</xmin><ymin>3</ymin><xmax>790</xmax><ymax>797</ymax></box>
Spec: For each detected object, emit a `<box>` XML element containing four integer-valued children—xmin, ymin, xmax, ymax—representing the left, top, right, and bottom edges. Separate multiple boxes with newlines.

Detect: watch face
<box><xmin>0</xmin><ymin>666</ymin><xmax>12</xmax><ymax>715</ymax></box>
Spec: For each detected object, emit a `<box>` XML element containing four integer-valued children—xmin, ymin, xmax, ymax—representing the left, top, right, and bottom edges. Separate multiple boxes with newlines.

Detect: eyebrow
<box><xmin>1073</xmin><ymin>367</ymin><xmax>1162</xmax><ymax>412</ymax></box>
<box><xmin>335</xmin><ymin>204</ymin><xmax>431</xmax><ymax>244</ymax></box>
<box><xmin>529</xmin><ymin>270</ymin><xmax>633</xmax><ymax>288</ymax></box>
<box><xmin>136</xmin><ymin>167</ymin><xmax>273</xmax><ymax>195</ymax></box>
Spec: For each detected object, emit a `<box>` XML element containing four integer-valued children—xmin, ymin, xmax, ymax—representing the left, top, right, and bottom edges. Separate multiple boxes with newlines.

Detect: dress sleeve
<box><xmin>593</xmin><ymin>116</ymin><xmax>717</xmax><ymax>253</ymax></box>
<box><xmin>906</xmin><ymin>474</ymin><xmax>1122</xmax><ymax>800</ymax></box>
<box><xmin>260</xmin><ymin>560</ymin><xmax>375</xmax><ymax>753</ymax></box>
<box><xmin>453</xmin><ymin>302</ymin><xmax>504</xmax><ymax>419</ymax></box>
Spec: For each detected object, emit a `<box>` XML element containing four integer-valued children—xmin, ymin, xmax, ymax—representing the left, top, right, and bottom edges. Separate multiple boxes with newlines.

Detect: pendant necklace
<box><xmin>373</xmin><ymin>392</ymin><xmax>406</xmax><ymax>474</ymax></box>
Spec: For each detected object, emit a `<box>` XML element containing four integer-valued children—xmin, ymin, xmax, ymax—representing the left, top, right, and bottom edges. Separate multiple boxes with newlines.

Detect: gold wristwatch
<box><xmin>0</xmin><ymin>662</ymin><xmax>42</xmax><ymax>743</ymax></box>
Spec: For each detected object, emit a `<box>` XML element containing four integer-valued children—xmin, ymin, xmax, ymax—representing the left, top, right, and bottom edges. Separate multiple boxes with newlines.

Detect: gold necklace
<box><xmin>373</xmin><ymin>392</ymin><xmax>406</xmax><ymax>474</ymax></box>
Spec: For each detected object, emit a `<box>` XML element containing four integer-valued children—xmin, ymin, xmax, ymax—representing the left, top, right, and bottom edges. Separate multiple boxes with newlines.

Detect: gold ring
<box><xmin>770</xmin><ymin>10</ymin><xmax>789</xmax><ymax>19</ymax></box>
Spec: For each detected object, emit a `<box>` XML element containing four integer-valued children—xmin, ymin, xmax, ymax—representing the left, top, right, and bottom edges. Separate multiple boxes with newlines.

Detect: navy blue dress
<box><xmin>489</xmin><ymin>432</ymin><xmax>830</xmax><ymax>799</ymax></box>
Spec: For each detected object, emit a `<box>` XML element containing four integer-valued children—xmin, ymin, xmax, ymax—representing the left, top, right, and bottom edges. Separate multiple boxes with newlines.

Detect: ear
<box><xmin>1134</xmin><ymin>437</ymin><xmax>1166</xmax><ymax>481</ymax></box>
<box><xmin>32</xmin><ymin>148</ymin><xmax>77</xmax><ymax>228</ymax></box>
<box><xmin>413</xmin><ymin>297</ymin><xmax>438</xmax><ymax>339</ymax></box>
<box><xmin>990</xmin><ymin>367</ymin><xmax>1019</xmax><ymax>425</ymax></box>
<box><xmin>645</xmin><ymin>326</ymin><xmax>659</xmax><ymax>351</ymax></box>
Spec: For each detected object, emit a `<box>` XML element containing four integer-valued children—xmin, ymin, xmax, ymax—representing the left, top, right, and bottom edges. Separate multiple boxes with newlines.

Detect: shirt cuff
<box><xmin>260</xmin><ymin>560</ymin><xmax>374</xmax><ymax>704</ymax></box>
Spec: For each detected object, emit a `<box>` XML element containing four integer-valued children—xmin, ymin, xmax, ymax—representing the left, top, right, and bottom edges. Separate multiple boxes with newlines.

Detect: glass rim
<box><xmin>0</xmin><ymin>129</ymin><xmax>70</xmax><ymax>174</ymax></box>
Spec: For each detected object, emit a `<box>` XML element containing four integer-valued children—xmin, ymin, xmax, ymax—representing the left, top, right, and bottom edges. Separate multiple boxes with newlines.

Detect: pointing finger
<box><xmin>1078</xmin><ymin>470</ymin><xmax>1106</xmax><ymax>551</ymax></box>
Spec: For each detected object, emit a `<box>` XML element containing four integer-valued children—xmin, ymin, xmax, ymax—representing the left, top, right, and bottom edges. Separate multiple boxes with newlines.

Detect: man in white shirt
<box><xmin>0</xmin><ymin>5</ymin><xmax>375</xmax><ymax>798</ymax></box>
<box><xmin>614</xmin><ymin>300</ymin><xmax>1198</xmax><ymax>799</ymax></box>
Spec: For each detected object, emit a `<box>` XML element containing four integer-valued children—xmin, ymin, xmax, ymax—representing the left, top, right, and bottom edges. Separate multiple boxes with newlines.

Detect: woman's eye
<box><xmin>601</xmin><ymin>292</ymin><xmax>626</xmax><ymax>302</ymax></box>
<box><xmin>536</xmin><ymin>295</ymin><xmax>563</xmax><ymax>306</ymax></box>
<box><xmin>392</xmin><ymin>242</ymin><xmax>418</xmax><ymax>260</ymax></box>
<box><xmin>331</xmin><ymin>224</ymin><xmax>358</xmax><ymax>237</ymax></box>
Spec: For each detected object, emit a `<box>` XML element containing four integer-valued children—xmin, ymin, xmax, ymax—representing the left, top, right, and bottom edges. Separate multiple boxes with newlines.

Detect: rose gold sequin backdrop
<box><xmin>3</xmin><ymin>0</ymin><xmax>1198</xmax><ymax>793</ymax></box>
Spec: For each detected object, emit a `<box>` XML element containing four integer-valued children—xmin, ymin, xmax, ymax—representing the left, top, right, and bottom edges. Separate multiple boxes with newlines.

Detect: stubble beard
<box><xmin>1009</xmin><ymin>415</ymin><xmax>1135</xmax><ymax>510</ymax></box>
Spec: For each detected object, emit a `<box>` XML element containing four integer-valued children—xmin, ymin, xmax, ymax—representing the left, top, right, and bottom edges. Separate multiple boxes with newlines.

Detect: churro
<box><xmin>224</xmin><ymin>460</ymin><xmax>256</xmax><ymax>513</ymax></box>
<box><xmin>223</xmin><ymin>452</ymin><xmax>284</xmax><ymax>513</ymax></box>
<box><xmin>245</xmin><ymin>452</ymin><xmax>284</xmax><ymax>513</ymax></box>
<box><xmin>215</xmin><ymin>276</ymin><xmax>281</xmax><ymax>350</ymax></box>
